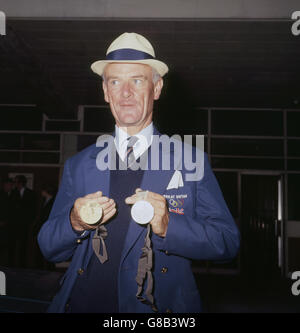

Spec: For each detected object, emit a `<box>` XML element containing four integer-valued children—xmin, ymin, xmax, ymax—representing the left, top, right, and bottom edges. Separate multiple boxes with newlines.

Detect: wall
<box><xmin>0</xmin><ymin>0</ymin><xmax>298</xmax><ymax>19</ymax></box>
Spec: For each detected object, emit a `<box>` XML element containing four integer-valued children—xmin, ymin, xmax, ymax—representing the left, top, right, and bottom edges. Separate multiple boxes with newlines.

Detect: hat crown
<box><xmin>106</xmin><ymin>32</ymin><xmax>155</xmax><ymax>58</ymax></box>
<box><xmin>91</xmin><ymin>32</ymin><xmax>168</xmax><ymax>77</ymax></box>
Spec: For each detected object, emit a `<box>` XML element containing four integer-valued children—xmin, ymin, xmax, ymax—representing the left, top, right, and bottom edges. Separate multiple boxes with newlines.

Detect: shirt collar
<box><xmin>20</xmin><ymin>187</ymin><xmax>25</xmax><ymax>197</ymax></box>
<box><xmin>114</xmin><ymin>123</ymin><xmax>154</xmax><ymax>160</ymax></box>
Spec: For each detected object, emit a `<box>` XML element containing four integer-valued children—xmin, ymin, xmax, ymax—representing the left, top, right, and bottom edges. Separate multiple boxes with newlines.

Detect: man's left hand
<box><xmin>125</xmin><ymin>188</ymin><xmax>169</xmax><ymax>237</ymax></box>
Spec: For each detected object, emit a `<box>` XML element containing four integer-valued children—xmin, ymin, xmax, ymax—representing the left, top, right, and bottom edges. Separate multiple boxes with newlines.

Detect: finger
<box><xmin>128</xmin><ymin>190</ymin><xmax>164</xmax><ymax>204</ymax></box>
<box><xmin>124</xmin><ymin>192</ymin><xmax>137</xmax><ymax>204</ymax></box>
<box><xmin>103</xmin><ymin>201</ymin><xmax>116</xmax><ymax>214</ymax></box>
<box><xmin>149</xmin><ymin>215</ymin><xmax>159</xmax><ymax>226</ymax></box>
<box><xmin>150</xmin><ymin>215</ymin><xmax>164</xmax><ymax>231</ymax></box>
<box><xmin>75</xmin><ymin>197</ymin><xmax>111</xmax><ymax>217</ymax></box>
<box><xmin>125</xmin><ymin>189</ymin><xmax>150</xmax><ymax>204</ymax></box>
<box><xmin>125</xmin><ymin>188</ymin><xmax>142</xmax><ymax>204</ymax></box>
<box><xmin>125</xmin><ymin>194</ymin><xmax>139</xmax><ymax>205</ymax></box>
<box><xmin>97</xmin><ymin>196</ymin><xmax>111</xmax><ymax>205</ymax></box>
<box><xmin>75</xmin><ymin>197</ymin><xmax>109</xmax><ymax>209</ymax></box>
<box><xmin>101</xmin><ymin>198</ymin><xmax>115</xmax><ymax>210</ymax></box>
<box><xmin>145</xmin><ymin>196</ymin><xmax>166</xmax><ymax>211</ymax></box>
<box><xmin>125</xmin><ymin>192</ymin><xmax>166</xmax><ymax>207</ymax></box>
<box><xmin>82</xmin><ymin>223</ymin><xmax>98</xmax><ymax>230</ymax></box>
<box><xmin>146</xmin><ymin>191</ymin><xmax>165</xmax><ymax>202</ymax></box>
<box><xmin>101</xmin><ymin>207</ymin><xmax>117</xmax><ymax>224</ymax></box>
<box><xmin>153</xmin><ymin>207</ymin><xmax>166</xmax><ymax>218</ymax></box>
<box><xmin>84</xmin><ymin>191</ymin><xmax>102</xmax><ymax>199</ymax></box>
<box><xmin>83</xmin><ymin>197</ymin><xmax>110</xmax><ymax>205</ymax></box>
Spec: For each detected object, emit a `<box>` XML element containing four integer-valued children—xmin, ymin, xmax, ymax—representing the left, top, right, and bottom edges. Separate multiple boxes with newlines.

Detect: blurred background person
<box><xmin>0</xmin><ymin>177</ymin><xmax>14</xmax><ymax>266</ymax></box>
<box><xmin>9</xmin><ymin>175</ymin><xmax>37</xmax><ymax>268</ymax></box>
<box><xmin>28</xmin><ymin>184</ymin><xmax>56</xmax><ymax>270</ymax></box>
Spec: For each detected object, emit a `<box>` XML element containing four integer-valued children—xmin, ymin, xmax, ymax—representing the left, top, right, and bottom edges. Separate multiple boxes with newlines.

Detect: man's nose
<box><xmin>121</xmin><ymin>81</ymin><xmax>132</xmax><ymax>98</ymax></box>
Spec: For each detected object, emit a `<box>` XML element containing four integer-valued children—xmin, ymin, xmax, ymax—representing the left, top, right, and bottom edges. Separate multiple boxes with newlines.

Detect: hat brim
<box><xmin>91</xmin><ymin>59</ymin><xmax>169</xmax><ymax>78</ymax></box>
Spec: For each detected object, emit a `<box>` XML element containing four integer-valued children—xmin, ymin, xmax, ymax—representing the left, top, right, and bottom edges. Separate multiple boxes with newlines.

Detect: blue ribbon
<box><xmin>106</xmin><ymin>48</ymin><xmax>154</xmax><ymax>61</ymax></box>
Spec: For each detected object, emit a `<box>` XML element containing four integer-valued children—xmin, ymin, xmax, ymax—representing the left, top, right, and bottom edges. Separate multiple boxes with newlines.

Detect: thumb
<box><xmin>125</xmin><ymin>195</ymin><xmax>136</xmax><ymax>205</ymax></box>
<box><xmin>85</xmin><ymin>191</ymin><xmax>102</xmax><ymax>199</ymax></box>
<box><xmin>125</xmin><ymin>188</ymin><xmax>142</xmax><ymax>204</ymax></box>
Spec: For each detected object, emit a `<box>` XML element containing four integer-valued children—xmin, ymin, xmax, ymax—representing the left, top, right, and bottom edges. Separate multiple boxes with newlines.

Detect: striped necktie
<box><xmin>125</xmin><ymin>136</ymin><xmax>138</xmax><ymax>167</ymax></box>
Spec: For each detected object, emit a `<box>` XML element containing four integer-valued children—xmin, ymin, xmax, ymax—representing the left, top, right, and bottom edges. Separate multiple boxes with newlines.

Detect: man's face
<box><xmin>102</xmin><ymin>63</ymin><xmax>163</xmax><ymax>130</ymax></box>
<box><xmin>14</xmin><ymin>178</ymin><xmax>24</xmax><ymax>190</ymax></box>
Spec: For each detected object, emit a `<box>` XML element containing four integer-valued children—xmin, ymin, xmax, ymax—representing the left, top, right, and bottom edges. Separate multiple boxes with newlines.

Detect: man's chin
<box><xmin>119</xmin><ymin>122</ymin><xmax>139</xmax><ymax>129</ymax></box>
<box><xmin>119</xmin><ymin>116</ymin><xmax>141</xmax><ymax>127</ymax></box>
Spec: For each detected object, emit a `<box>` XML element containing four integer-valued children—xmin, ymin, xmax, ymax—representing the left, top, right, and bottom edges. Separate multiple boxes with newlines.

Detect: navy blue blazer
<box><xmin>38</xmin><ymin>129</ymin><xmax>240</xmax><ymax>313</ymax></box>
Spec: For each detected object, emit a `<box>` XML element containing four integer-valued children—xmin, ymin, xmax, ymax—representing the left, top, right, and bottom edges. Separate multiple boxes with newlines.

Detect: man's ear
<box><xmin>102</xmin><ymin>80</ymin><xmax>109</xmax><ymax>103</ymax></box>
<box><xmin>154</xmin><ymin>78</ymin><xmax>163</xmax><ymax>100</ymax></box>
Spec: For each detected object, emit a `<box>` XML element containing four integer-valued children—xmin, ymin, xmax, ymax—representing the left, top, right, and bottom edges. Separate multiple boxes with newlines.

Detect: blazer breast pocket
<box><xmin>163</xmin><ymin>184</ymin><xmax>195</xmax><ymax>217</ymax></box>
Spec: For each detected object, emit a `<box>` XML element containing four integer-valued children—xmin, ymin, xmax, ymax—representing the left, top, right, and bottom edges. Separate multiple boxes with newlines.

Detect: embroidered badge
<box><xmin>163</xmin><ymin>194</ymin><xmax>187</xmax><ymax>215</ymax></box>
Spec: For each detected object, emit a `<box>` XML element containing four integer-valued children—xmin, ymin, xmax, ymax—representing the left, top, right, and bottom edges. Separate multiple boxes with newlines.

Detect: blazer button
<box><xmin>77</xmin><ymin>268</ymin><xmax>84</xmax><ymax>275</ymax></box>
<box><xmin>76</xmin><ymin>239</ymin><xmax>82</xmax><ymax>244</ymax></box>
<box><xmin>161</xmin><ymin>267</ymin><xmax>168</xmax><ymax>273</ymax></box>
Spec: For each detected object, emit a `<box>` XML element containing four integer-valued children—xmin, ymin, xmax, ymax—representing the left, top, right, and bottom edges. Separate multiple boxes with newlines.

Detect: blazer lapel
<box><xmin>85</xmin><ymin>136</ymin><xmax>112</xmax><ymax>197</ymax></box>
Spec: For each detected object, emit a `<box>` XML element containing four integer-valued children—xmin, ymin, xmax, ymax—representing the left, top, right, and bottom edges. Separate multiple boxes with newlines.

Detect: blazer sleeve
<box><xmin>37</xmin><ymin>158</ymin><xmax>90</xmax><ymax>263</ymax></box>
<box><xmin>154</xmin><ymin>153</ymin><xmax>240</xmax><ymax>261</ymax></box>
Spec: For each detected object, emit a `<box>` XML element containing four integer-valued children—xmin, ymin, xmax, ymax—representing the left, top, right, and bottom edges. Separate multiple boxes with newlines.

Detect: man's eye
<box><xmin>110</xmin><ymin>80</ymin><xmax>119</xmax><ymax>86</ymax></box>
<box><xmin>133</xmin><ymin>79</ymin><xmax>143</xmax><ymax>85</ymax></box>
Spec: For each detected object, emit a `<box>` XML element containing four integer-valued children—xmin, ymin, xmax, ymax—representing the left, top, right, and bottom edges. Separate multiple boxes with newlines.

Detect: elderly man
<box><xmin>38</xmin><ymin>32</ymin><xmax>240</xmax><ymax>313</ymax></box>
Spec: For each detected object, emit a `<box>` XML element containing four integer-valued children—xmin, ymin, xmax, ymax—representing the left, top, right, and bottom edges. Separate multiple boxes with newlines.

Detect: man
<box><xmin>0</xmin><ymin>178</ymin><xmax>14</xmax><ymax>265</ymax></box>
<box><xmin>28</xmin><ymin>184</ymin><xmax>57</xmax><ymax>270</ymax></box>
<box><xmin>0</xmin><ymin>178</ymin><xmax>14</xmax><ymax>227</ymax></box>
<box><xmin>39</xmin><ymin>184</ymin><xmax>57</xmax><ymax>226</ymax></box>
<box><xmin>10</xmin><ymin>175</ymin><xmax>36</xmax><ymax>267</ymax></box>
<box><xmin>38</xmin><ymin>32</ymin><xmax>240</xmax><ymax>313</ymax></box>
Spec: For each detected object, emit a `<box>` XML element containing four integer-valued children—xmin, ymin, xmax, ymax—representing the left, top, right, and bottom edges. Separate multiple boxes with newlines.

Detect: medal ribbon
<box><xmin>135</xmin><ymin>224</ymin><xmax>158</xmax><ymax>312</ymax></box>
<box><xmin>92</xmin><ymin>224</ymin><xmax>108</xmax><ymax>264</ymax></box>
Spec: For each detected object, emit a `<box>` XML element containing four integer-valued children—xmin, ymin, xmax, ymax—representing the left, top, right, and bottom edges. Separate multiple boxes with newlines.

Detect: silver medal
<box><xmin>131</xmin><ymin>191</ymin><xmax>154</xmax><ymax>225</ymax></box>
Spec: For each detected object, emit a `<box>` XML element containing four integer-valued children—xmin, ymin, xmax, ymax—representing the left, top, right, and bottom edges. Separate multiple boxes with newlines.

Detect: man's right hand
<box><xmin>70</xmin><ymin>191</ymin><xmax>116</xmax><ymax>232</ymax></box>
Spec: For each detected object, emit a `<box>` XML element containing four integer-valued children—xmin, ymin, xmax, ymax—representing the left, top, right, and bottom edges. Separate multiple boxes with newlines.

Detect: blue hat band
<box><xmin>106</xmin><ymin>48</ymin><xmax>154</xmax><ymax>61</ymax></box>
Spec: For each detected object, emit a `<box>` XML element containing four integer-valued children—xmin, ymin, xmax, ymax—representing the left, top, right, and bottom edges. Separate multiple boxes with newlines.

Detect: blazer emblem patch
<box><xmin>163</xmin><ymin>194</ymin><xmax>187</xmax><ymax>215</ymax></box>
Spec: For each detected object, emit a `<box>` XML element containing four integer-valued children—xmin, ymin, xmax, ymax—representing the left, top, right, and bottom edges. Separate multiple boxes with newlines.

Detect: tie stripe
<box><xmin>125</xmin><ymin>136</ymin><xmax>138</xmax><ymax>167</ymax></box>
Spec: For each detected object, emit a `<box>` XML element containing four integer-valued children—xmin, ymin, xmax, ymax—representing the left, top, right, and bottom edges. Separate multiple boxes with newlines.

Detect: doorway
<box><xmin>240</xmin><ymin>173</ymin><xmax>283</xmax><ymax>280</ymax></box>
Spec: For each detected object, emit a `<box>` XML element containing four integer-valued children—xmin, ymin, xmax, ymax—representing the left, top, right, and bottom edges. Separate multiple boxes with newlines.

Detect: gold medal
<box><xmin>79</xmin><ymin>202</ymin><xmax>103</xmax><ymax>225</ymax></box>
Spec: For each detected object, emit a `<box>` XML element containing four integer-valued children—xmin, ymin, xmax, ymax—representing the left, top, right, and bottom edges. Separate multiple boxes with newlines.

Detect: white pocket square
<box><xmin>166</xmin><ymin>170</ymin><xmax>184</xmax><ymax>190</ymax></box>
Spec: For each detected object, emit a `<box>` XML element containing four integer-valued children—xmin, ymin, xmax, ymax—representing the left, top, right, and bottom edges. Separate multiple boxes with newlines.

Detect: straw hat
<box><xmin>91</xmin><ymin>32</ymin><xmax>169</xmax><ymax>77</ymax></box>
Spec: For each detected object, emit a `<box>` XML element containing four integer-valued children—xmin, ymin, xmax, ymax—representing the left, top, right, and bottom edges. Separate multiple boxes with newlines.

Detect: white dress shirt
<box><xmin>114</xmin><ymin>123</ymin><xmax>154</xmax><ymax>161</ymax></box>
<box><xmin>20</xmin><ymin>187</ymin><xmax>25</xmax><ymax>198</ymax></box>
